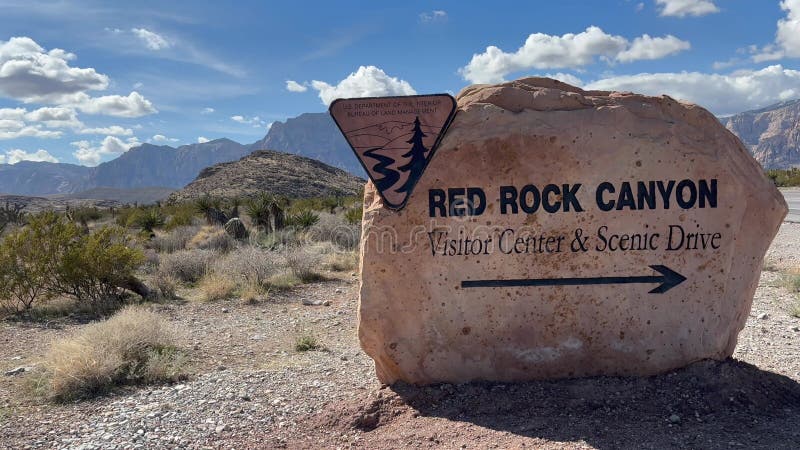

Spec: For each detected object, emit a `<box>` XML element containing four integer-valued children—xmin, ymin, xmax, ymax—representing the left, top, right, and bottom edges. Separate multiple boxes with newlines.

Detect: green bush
<box><xmin>0</xmin><ymin>212</ymin><xmax>145</xmax><ymax>316</ymax></box>
<box><xmin>286</xmin><ymin>210</ymin><xmax>319</xmax><ymax>229</ymax></box>
<box><xmin>294</xmin><ymin>334</ymin><xmax>321</xmax><ymax>352</ymax></box>
<box><xmin>164</xmin><ymin>203</ymin><xmax>196</xmax><ymax>230</ymax></box>
<box><xmin>131</xmin><ymin>208</ymin><xmax>165</xmax><ymax>233</ymax></box>
<box><xmin>344</xmin><ymin>207</ymin><xmax>363</xmax><ymax>224</ymax></box>
<box><xmin>67</xmin><ymin>207</ymin><xmax>103</xmax><ymax>226</ymax></box>
<box><xmin>766</xmin><ymin>168</ymin><xmax>800</xmax><ymax>187</ymax></box>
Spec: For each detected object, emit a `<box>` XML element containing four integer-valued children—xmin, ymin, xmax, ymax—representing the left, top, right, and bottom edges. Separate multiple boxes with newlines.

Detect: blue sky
<box><xmin>0</xmin><ymin>0</ymin><xmax>798</xmax><ymax>166</ymax></box>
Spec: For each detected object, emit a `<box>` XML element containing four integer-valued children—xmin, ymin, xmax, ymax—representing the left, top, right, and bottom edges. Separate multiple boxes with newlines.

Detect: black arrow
<box><xmin>460</xmin><ymin>265</ymin><xmax>686</xmax><ymax>294</ymax></box>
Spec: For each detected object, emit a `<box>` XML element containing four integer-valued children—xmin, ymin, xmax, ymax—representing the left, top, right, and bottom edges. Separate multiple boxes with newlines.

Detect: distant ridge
<box><xmin>253</xmin><ymin>112</ymin><xmax>364</xmax><ymax>176</ymax></box>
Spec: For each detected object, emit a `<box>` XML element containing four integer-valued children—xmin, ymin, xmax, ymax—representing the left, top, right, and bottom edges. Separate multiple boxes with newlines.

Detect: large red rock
<box><xmin>357</xmin><ymin>78</ymin><xmax>788</xmax><ymax>384</ymax></box>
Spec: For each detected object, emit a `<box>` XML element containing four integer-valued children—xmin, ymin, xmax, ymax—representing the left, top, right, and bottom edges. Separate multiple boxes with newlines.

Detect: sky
<box><xmin>0</xmin><ymin>0</ymin><xmax>799</xmax><ymax>166</ymax></box>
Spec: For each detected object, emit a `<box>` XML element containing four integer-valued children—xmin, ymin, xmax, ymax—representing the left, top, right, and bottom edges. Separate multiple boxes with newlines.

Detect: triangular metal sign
<box><xmin>329</xmin><ymin>94</ymin><xmax>457</xmax><ymax>211</ymax></box>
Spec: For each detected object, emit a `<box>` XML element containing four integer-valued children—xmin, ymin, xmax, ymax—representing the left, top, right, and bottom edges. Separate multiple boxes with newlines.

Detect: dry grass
<box><xmin>325</xmin><ymin>251</ymin><xmax>358</xmax><ymax>272</ymax></box>
<box><xmin>42</xmin><ymin>305</ymin><xmax>185</xmax><ymax>402</ymax></box>
<box><xmin>283</xmin><ymin>247</ymin><xmax>324</xmax><ymax>282</ymax></box>
<box><xmin>213</xmin><ymin>246</ymin><xmax>280</xmax><ymax>289</ymax></box>
<box><xmin>158</xmin><ymin>249</ymin><xmax>215</xmax><ymax>283</ymax></box>
<box><xmin>151</xmin><ymin>225</ymin><xmax>200</xmax><ymax>253</ymax></box>
<box><xmin>187</xmin><ymin>226</ymin><xmax>236</xmax><ymax>253</ymax></box>
<box><xmin>307</xmin><ymin>212</ymin><xmax>360</xmax><ymax>250</ymax></box>
<box><xmin>266</xmin><ymin>272</ymin><xmax>301</xmax><ymax>290</ymax></box>
<box><xmin>199</xmin><ymin>273</ymin><xmax>237</xmax><ymax>301</ymax></box>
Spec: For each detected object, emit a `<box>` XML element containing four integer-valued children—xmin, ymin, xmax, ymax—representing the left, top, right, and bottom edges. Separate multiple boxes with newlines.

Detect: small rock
<box><xmin>757</xmin><ymin>313</ymin><xmax>768</xmax><ymax>320</ymax></box>
<box><xmin>222</xmin><ymin>308</ymin><xmax>230</xmax><ymax>313</ymax></box>
<box><xmin>668</xmin><ymin>414</ymin><xmax>681</xmax><ymax>424</ymax></box>
<box><xmin>335</xmin><ymin>288</ymin><xmax>343</xmax><ymax>294</ymax></box>
<box><xmin>789</xmin><ymin>326</ymin><xmax>800</xmax><ymax>332</ymax></box>
<box><xmin>302</xmin><ymin>299</ymin><xmax>324</xmax><ymax>306</ymax></box>
<box><xmin>214</xmin><ymin>424</ymin><xmax>229</xmax><ymax>433</ymax></box>
<box><xmin>323</xmin><ymin>300</ymin><xmax>332</xmax><ymax>306</ymax></box>
<box><xmin>4</xmin><ymin>366</ymin><xmax>31</xmax><ymax>376</ymax></box>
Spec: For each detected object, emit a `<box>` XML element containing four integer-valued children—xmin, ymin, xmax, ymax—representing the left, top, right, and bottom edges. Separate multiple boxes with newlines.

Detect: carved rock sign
<box><xmin>343</xmin><ymin>78</ymin><xmax>788</xmax><ymax>385</ymax></box>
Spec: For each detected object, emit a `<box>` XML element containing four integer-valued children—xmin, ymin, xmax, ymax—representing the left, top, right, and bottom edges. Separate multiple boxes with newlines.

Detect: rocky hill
<box><xmin>168</xmin><ymin>149</ymin><xmax>365</xmax><ymax>203</ymax></box>
<box><xmin>252</xmin><ymin>113</ymin><xmax>363</xmax><ymax>176</ymax></box>
<box><xmin>723</xmin><ymin>100</ymin><xmax>800</xmax><ymax>169</ymax></box>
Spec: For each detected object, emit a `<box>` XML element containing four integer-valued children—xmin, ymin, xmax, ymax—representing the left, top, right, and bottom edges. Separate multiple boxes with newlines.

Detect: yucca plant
<box><xmin>286</xmin><ymin>210</ymin><xmax>319</xmax><ymax>229</ymax></box>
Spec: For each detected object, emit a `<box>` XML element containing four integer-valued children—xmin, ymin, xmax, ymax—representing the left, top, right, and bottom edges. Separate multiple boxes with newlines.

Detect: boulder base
<box><xmin>358</xmin><ymin>78</ymin><xmax>787</xmax><ymax>384</ymax></box>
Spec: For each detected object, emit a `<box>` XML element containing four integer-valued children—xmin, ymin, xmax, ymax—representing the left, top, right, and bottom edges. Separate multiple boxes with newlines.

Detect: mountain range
<box><xmin>1</xmin><ymin>100</ymin><xmax>798</xmax><ymax>198</ymax></box>
<box><xmin>722</xmin><ymin>99</ymin><xmax>800</xmax><ymax>169</ymax></box>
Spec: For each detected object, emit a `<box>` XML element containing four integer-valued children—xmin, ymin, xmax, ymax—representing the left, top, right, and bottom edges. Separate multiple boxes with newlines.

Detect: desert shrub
<box><xmin>307</xmin><ymin>213</ymin><xmax>361</xmax><ymax>250</ymax></box>
<box><xmin>0</xmin><ymin>213</ymin><xmax>144</xmax><ymax>315</ymax></box>
<box><xmin>258</xmin><ymin>228</ymin><xmax>302</xmax><ymax>249</ymax></box>
<box><xmin>163</xmin><ymin>203</ymin><xmax>197</xmax><ymax>230</ymax></box>
<box><xmin>294</xmin><ymin>334</ymin><xmax>320</xmax><ymax>352</ymax></box>
<box><xmin>199</xmin><ymin>274</ymin><xmax>237</xmax><ymax>301</ymax></box>
<box><xmin>52</xmin><ymin>226</ymin><xmax>145</xmax><ymax>313</ymax></box>
<box><xmin>782</xmin><ymin>272</ymin><xmax>800</xmax><ymax>293</ymax></box>
<box><xmin>187</xmin><ymin>226</ymin><xmax>236</xmax><ymax>253</ymax></box>
<box><xmin>67</xmin><ymin>207</ymin><xmax>102</xmax><ymax>226</ymax></box>
<box><xmin>286</xmin><ymin>210</ymin><xmax>319</xmax><ymax>229</ymax></box>
<box><xmin>767</xmin><ymin>168</ymin><xmax>800</xmax><ymax>187</ymax></box>
<box><xmin>131</xmin><ymin>208</ymin><xmax>165</xmax><ymax>233</ymax></box>
<box><xmin>0</xmin><ymin>201</ymin><xmax>26</xmax><ymax>235</ymax></box>
<box><xmin>43</xmin><ymin>305</ymin><xmax>185</xmax><ymax>402</ymax></box>
<box><xmin>325</xmin><ymin>251</ymin><xmax>358</xmax><ymax>272</ymax></box>
<box><xmin>153</xmin><ymin>273</ymin><xmax>178</xmax><ymax>300</ymax></box>
<box><xmin>0</xmin><ymin>213</ymin><xmax>64</xmax><ymax>312</ymax></box>
<box><xmin>114</xmin><ymin>207</ymin><xmax>138</xmax><ymax>228</ymax></box>
<box><xmin>158</xmin><ymin>249</ymin><xmax>215</xmax><ymax>283</ymax></box>
<box><xmin>150</xmin><ymin>225</ymin><xmax>200</xmax><ymax>253</ymax></box>
<box><xmin>283</xmin><ymin>247</ymin><xmax>324</xmax><ymax>283</ymax></box>
<box><xmin>195</xmin><ymin>195</ymin><xmax>227</xmax><ymax>225</ymax></box>
<box><xmin>266</xmin><ymin>272</ymin><xmax>301</xmax><ymax>290</ymax></box>
<box><xmin>344</xmin><ymin>207</ymin><xmax>363</xmax><ymax>224</ymax></box>
<box><xmin>246</xmin><ymin>193</ymin><xmax>286</xmax><ymax>232</ymax></box>
<box><xmin>214</xmin><ymin>246</ymin><xmax>280</xmax><ymax>289</ymax></box>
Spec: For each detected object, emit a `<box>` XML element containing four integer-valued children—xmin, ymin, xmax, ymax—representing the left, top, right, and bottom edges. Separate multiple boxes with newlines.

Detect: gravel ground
<box><xmin>1</xmin><ymin>223</ymin><xmax>799</xmax><ymax>449</ymax></box>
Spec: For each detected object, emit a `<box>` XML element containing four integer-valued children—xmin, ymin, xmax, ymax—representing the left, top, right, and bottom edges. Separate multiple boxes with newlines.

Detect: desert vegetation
<box><xmin>767</xmin><ymin>167</ymin><xmax>800</xmax><ymax>187</ymax></box>
<box><xmin>0</xmin><ymin>193</ymin><xmax>362</xmax><ymax>402</ymax></box>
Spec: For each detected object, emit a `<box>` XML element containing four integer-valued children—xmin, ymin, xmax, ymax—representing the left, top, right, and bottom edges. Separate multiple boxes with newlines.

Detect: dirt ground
<box><xmin>1</xmin><ymin>224</ymin><xmax>800</xmax><ymax>449</ymax></box>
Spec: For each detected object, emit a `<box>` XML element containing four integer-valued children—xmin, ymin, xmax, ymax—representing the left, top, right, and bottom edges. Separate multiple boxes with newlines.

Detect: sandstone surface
<box><xmin>358</xmin><ymin>78</ymin><xmax>788</xmax><ymax>384</ymax></box>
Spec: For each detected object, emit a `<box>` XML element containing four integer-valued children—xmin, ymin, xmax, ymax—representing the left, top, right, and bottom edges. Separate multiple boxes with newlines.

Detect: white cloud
<box><xmin>24</xmin><ymin>106</ymin><xmax>81</xmax><ymax>128</ymax></box>
<box><xmin>752</xmin><ymin>1</ymin><xmax>800</xmax><ymax>62</ymax></box>
<box><xmin>459</xmin><ymin>27</ymin><xmax>690</xmax><ymax>84</ymax></box>
<box><xmin>585</xmin><ymin>64</ymin><xmax>800</xmax><ymax>116</ymax></box>
<box><xmin>0</xmin><ymin>125</ymin><xmax>61</xmax><ymax>139</ymax></box>
<box><xmin>636</xmin><ymin>2</ymin><xmax>645</xmax><ymax>12</ymax></box>
<box><xmin>230</xmin><ymin>114</ymin><xmax>268</xmax><ymax>128</ymax></box>
<box><xmin>197</xmin><ymin>136</ymin><xmax>210</xmax><ymax>143</ymax></box>
<box><xmin>543</xmin><ymin>73</ymin><xmax>584</xmax><ymax>87</ymax></box>
<box><xmin>285</xmin><ymin>80</ymin><xmax>308</xmax><ymax>92</ymax></box>
<box><xmin>0</xmin><ymin>36</ymin><xmax>109</xmax><ymax>103</ymax></box>
<box><xmin>3</xmin><ymin>148</ymin><xmax>58</xmax><ymax>164</ymax></box>
<box><xmin>132</xmin><ymin>28</ymin><xmax>171</xmax><ymax>50</ymax></box>
<box><xmin>655</xmin><ymin>0</ymin><xmax>719</xmax><ymax>17</ymax></box>
<box><xmin>310</xmin><ymin>65</ymin><xmax>416</xmax><ymax>105</ymax></box>
<box><xmin>71</xmin><ymin>136</ymin><xmax>141</xmax><ymax>166</ymax></box>
<box><xmin>0</xmin><ymin>155</ymin><xmax>4</xmax><ymax>163</ymax></box>
<box><xmin>78</xmin><ymin>125</ymin><xmax>133</xmax><ymax>136</ymax></box>
<box><xmin>151</xmin><ymin>134</ymin><xmax>178</xmax><ymax>143</ymax></box>
<box><xmin>71</xmin><ymin>91</ymin><xmax>157</xmax><ymax>117</ymax></box>
<box><xmin>616</xmin><ymin>34</ymin><xmax>691</xmax><ymax>63</ymax></box>
<box><xmin>201</xmin><ymin>107</ymin><xmax>214</xmax><ymax>114</ymax></box>
<box><xmin>419</xmin><ymin>10</ymin><xmax>447</xmax><ymax>23</ymax></box>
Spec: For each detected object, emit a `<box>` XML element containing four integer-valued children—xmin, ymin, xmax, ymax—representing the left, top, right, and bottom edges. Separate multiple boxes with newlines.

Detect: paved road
<box><xmin>784</xmin><ymin>189</ymin><xmax>800</xmax><ymax>222</ymax></box>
